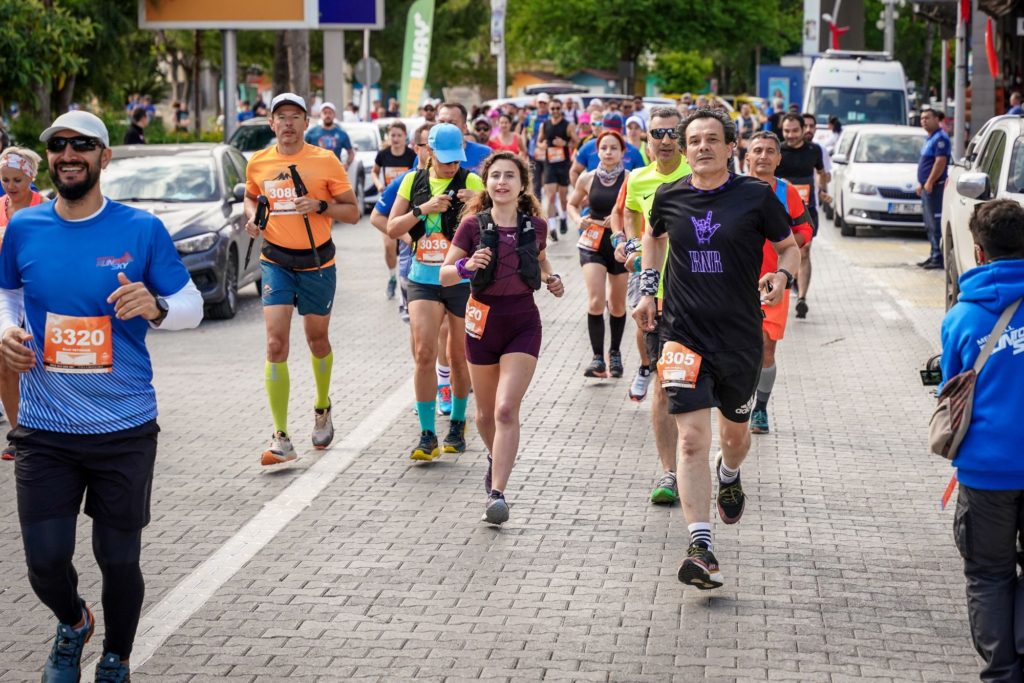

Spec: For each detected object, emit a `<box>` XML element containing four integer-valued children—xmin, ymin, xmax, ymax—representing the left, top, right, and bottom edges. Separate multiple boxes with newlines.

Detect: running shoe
<box><xmin>795</xmin><ymin>298</ymin><xmax>809</xmax><ymax>319</ymax></box>
<box><xmin>677</xmin><ymin>542</ymin><xmax>724</xmax><ymax>589</ymax></box>
<box><xmin>749</xmin><ymin>409</ymin><xmax>769</xmax><ymax>434</ymax></box>
<box><xmin>608</xmin><ymin>350</ymin><xmax>624</xmax><ymax>378</ymax></box>
<box><xmin>1</xmin><ymin>443</ymin><xmax>13</xmax><ymax>461</ymax></box>
<box><xmin>549</xmin><ymin>227</ymin><xmax>559</xmax><ymax>242</ymax></box>
<box><xmin>399</xmin><ymin>304</ymin><xmax>410</xmax><ymax>323</ymax></box>
<box><xmin>93</xmin><ymin>653</ymin><xmax>131</xmax><ymax>683</ymax></box>
<box><xmin>410</xmin><ymin>430</ymin><xmax>440</xmax><ymax>461</ymax></box>
<box><xmin>484</xmin><ymin>453</ymin><xmax>493</xmax><ymax>494</ymax></box>
<box><xmin>715</xmin><ymin>451</ymin><xmax>746</xmax><ymax>524</ymax></box>
<box><xmin>650</xmin><ymin>471</ymin><xmax>679</xmax><ymax>505</ymax></box>
<box><xmin>41</xmin><ymin>601</ymin><xmax>94</xmax><ymax>683</ymax></box>
<box><xmin>386</xmin><ymin>275</ymin><xmax>397</xmax><ymax>300</ymax></box>
<box><xmin>312</xmin><ymin>402</ymin><xmax>334</xmax><ymax>449</ymax></box>
<box><xmin>261</xmin><ymin>432</ymin><xmax>297</xmax><ymax>466</ymax></box>
<box><xmin>443</xmin><ymin>419</ymin><xmax>467</xmax><ymax>454</ymax></box>
<box><xmin>583</xmin><ymin>355</ymin><xmax>607</xmax><ymax>378</ymax></box>
<box><xmin>437</xmin><ymin>384</ymin><xmax>453</xmax><ymax>416</ymax></box>
<box><xmin>482</xmin><ymin>491</ymin><xmax>509</xmax><ymax>525</ymax></box>
<box><xmin>629</xmin><ymin>367</ymin><xmax>652</xmax><ymax>402</ymax></box>
<box><xmin>559</xmin><ymin>217</ymin><xmax>568</xmax><ymax>234</ymax></box>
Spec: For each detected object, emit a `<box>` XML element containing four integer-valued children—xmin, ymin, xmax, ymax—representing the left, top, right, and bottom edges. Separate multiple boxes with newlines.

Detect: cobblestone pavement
<box><xmin>0</xmin><ymin>213</ymin><xmax>977</xmax><ymax>682</ymax></box>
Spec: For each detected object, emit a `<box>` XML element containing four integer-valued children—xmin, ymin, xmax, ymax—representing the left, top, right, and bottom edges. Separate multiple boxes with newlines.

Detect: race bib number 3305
<box><xmin>658</xmin><ymin>341</ymin><xmax>701</xmax><ymax>389</ymax></box>
<box><xmin>43</xmin><ymin>313</ymin><xmax>113</xmax><ymax>374</ymax></box>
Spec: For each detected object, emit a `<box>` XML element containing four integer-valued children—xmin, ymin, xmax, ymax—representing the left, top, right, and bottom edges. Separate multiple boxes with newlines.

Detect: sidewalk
<box><xmin>0</xmin><ymin>219</ymin><xmax>977</xmax><ymax>681</ymax></box>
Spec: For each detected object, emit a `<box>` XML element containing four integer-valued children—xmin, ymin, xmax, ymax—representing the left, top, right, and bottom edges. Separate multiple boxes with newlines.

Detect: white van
<box><xmin>804</xmin><ymin>51</ymin><xmax>909</xmax><ymax>133</ymax></box>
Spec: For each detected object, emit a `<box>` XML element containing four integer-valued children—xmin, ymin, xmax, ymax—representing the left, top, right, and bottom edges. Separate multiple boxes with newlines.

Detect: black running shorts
<box><xmin>14</xmin><ymin>421</ymin><xmax>160</xmax><ymax>531</ymax></box>
<box><xmin>407</xmin><ymin>281</ymin><xmax>470</xmax><ymax>318</ymax></box>
<box><xmin>658</xmin><ymin>340</ymin><xmax>763</xmax><ymax>422</ymax></box>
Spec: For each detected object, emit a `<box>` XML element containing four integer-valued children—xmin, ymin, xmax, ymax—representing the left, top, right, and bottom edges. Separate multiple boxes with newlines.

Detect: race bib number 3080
<box><xmin>43</xmin><ymin>313</ymin><xmax>113</xmax><ymax>374</ymax></box>
<box><xmin>658</xmin><ymin>341</ymin><xmax>702</xmax><ymax>389</ymax></box>
<box><xmin>262</xmin><ymin>178</ymin><xmax>299</xmax><ymax>215</ymax></box>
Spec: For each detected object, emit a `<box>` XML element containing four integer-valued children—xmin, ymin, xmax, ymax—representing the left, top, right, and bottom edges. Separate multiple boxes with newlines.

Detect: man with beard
<box><xmin>0</xmin><ymin>110</ymin><xmax>203</xmax><ymax>682</ymax></box>
<box><xmin>304</xmin><ymin>102</ymin><xmax>354</xmax><ymax>171</ymax></box>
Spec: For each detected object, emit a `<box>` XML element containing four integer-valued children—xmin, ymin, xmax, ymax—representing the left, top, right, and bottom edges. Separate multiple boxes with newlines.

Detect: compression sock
<box><xmin>587</xmin><ymin>313</ymin><xmax>605</xmax><ymax>356</ymax></box>
<box><xmin>416</xmin><ymin>401</ymin><xmax>436</xmax><ymax>434</ymax></box>
<box><xmin>451</xmin><ymin>395</ymin><xmax>468</xmax><ymax>422</ymax></box>
<box><xmin>264</xmin><ymin>361</ymin><xmax>290</xmax><ymax>434</ymax></box>
<box><xmin>311</xmin><ymin>352</ymin><xmax>333</xmax><ymax>410</ymax></box>
<box><xmin>755</xmin><ymin>363</ymin><xmax>777</xmax><ymax>412</ymax></box>
<box><xmin>436</xmin><ymin>362</ymin><xmax>450</xmax><ymax>389</ymax></box>
<box><xmin>688</xmin><ymin>523</ymin><xmax>713</xmax><ymax>550</ymax></box>
<box><xmin>719</xmin><ymin>459</ymin><xmax>740</xmax><ymax>484</ymax></box>
<box><xmin>547</xmin><ymin>216</ymin><xmax>558</xmax><ymax>234</ymax></box>
<box><xmin>609</xmin><ymin>314</ymin><xmax>626</xmax><ymax>353</ymax></box>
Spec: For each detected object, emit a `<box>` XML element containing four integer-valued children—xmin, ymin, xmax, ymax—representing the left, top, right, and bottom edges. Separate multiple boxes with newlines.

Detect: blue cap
<box><xmin>427</xmin><ymin>123</ymin><xmax>467</xmax><ymax>164</ymax></box>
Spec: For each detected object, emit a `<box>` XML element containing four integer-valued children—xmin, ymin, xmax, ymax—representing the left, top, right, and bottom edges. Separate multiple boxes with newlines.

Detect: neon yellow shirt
<box><xmin>624</xmin><ymin>157</ymin><xmax>691</xmax><ymax>298</ymax></box>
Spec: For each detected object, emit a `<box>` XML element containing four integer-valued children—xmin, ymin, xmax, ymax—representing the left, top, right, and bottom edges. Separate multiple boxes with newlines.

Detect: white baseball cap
<box><xmin>536</xmin><ymin>93</ymin><xmax>551</xmax><ymax>103</ymax></box>
<box><xmin>625</xmin><ymin>115</ymin><xmax>646</xmax><ymax>131</ymax></box>
<box><xmin>39</xmin><ymin>111</ymin><xmax>110</xmax><ymax>147</ymax></box>
<box><xmin>271</xmin><ymin>93</ymin><xmax>307</xmax><ymax>114</ymax></box>
<box><xmin>320</xmin><ymin>102</ymin><xmax>337</xmax><ymax>113</ymax></box>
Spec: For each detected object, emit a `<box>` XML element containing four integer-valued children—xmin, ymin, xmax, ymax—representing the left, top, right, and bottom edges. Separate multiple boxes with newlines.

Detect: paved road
<box><xmin>0</xmin><ymin>212</ymin><xmax>977</xmax><ymax>682</ymax></box>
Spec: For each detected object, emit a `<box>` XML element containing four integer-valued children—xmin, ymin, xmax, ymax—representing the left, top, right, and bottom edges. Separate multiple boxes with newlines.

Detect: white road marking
<box><xmin>873</xmin><ymin>301</ymin><xmax>903</xmax><ymax>321</ymax></box>
<box><xmin>117</xmin><ymin>377</ymin><xmax>413</xmax><ymax>670</ymax></box>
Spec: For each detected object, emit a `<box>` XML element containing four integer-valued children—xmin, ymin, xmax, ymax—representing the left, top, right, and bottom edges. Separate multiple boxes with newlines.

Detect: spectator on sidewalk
<box><xmin>1008</xmin><ymin>91</ymin><xmax>1022</xmax><ymax>116</ymax></box>
<box><xmin>940</xmin><ymin>199</ymin><xmax>1024</xmax><ymax>683</ymax></box>
<box><xmin>123</xmin><ymin>107</ymin><xmax>148</xmax><ymax>145</ymax></box>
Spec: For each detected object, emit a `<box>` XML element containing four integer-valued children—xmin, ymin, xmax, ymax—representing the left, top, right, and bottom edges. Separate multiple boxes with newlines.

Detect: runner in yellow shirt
<box><xmin>244</xmin><ymin>93</ymin><xmax>359</xmax><ymax>466</ymax></box>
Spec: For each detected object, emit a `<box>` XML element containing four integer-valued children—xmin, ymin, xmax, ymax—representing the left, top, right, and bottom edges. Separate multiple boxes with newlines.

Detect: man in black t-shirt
<box><xmin>776</xmin><ymin>113</ymin><xmax>828</xmax><ymax>319</ymax></box>
<box><xmin>635</xmin><ymin>109</ymin><xmax>800</xmax><ymax>591</ymax></box>
<box><xmin>373</xmin><ymin>121</ymin><xmax>418</xmax><ymax>299</ymax></box>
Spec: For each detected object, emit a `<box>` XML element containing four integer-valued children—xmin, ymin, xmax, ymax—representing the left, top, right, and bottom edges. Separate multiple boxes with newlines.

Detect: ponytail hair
<box><xmin>461</xmin><ymin>151</ymin><xmax>543</xmax><ymax>220</ymax></box>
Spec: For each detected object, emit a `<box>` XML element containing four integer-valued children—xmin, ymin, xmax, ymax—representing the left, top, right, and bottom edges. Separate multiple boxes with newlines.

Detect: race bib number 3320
<box><xmin>43</xmin><ymin>313</ymin><xmax>113</xmax><ymax>374</ymax></box>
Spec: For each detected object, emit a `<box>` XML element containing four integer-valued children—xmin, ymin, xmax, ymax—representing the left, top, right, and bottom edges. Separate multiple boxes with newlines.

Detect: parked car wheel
<box><xmin>834</xmin><ymin>192</ymin><xmax>845</xmax><ymax>229</ymax></box>
<box><xmin>822</xmin><ymin>202</ymin><xmax>834</xmax><ymax>220</ymax></box>
<box><xmin>840</xmin><ymin>214</ymin><xmax>856</xmax><ymax>237</ymax></box>
<box><xmin>944</xmin><ymin>226</ymin><xmax>960</xmax><ymax>311</ymax></box>
<box><xmin>355</xmin><ymin>172</ymin><xmax>366</xmax><ymax>214</ymax></box>
<box><xmin>206</xmin><ymin>249</ymin><xmax>240</xmax><ymax>320</ymax></box>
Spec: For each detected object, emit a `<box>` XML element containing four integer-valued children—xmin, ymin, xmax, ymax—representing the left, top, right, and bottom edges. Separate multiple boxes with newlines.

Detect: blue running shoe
<box><xmin>386</xmin><ymin>275</ymin><xmax>397</xmax><ymax>300</ymax></box>
<box><xmin>93</xmin><ymin>653</ymin><xmax>131</xmax><ymax>682</ymax></box>
<box><xmin>750</xmin><ymin>409</ymin><xmax>769</xmax><ymax>434</ymax></box>
<box><xmin>437</xmin><ymin>384</ymin><xmax>452</xmax><ymax>416</ymax></box>
<box><xmin>42</xmin><ymin>602</ymin><xmax>93</xmax><ymax>683</ymax></box>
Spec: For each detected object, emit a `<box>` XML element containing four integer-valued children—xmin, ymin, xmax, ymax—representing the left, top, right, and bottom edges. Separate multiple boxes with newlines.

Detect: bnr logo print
<box><xmin>96</xmin><ymin>251</ymin><xmax>133</xmax><ymax>271</ymax></box>
<box><xmin>691</xmin><ymin>211</ymin><xmax>721</xmax><ymax>245</ymax></box>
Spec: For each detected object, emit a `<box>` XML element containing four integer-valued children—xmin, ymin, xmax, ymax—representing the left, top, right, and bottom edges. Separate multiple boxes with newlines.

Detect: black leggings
<box><xmin>22</xmin><ymin>517</ymin><xmax>144</xmax><ymax>658</ymax></box>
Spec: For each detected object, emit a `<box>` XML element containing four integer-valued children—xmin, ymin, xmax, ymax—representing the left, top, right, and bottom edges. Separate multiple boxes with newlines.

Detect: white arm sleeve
<box><xmin>152</xmin><ymin>278</ymin><xmax>204</xmax><ymax>331</ymax></box>
<box><xmin>0</xmin><ymin>288</ymin><xmax>24</xmax><ymax>336</ymax></box>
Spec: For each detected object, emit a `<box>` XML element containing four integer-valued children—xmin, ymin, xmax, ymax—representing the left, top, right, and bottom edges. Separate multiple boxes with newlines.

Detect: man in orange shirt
<box><xmin>745</xmin><ymin>131</ymin><xmax>811</xmax><ymax>434</ymax></box>
<box><xmin>244</xmin><ymin>93</ymin><xmax>360</xmax><ymax>465</ymax></box>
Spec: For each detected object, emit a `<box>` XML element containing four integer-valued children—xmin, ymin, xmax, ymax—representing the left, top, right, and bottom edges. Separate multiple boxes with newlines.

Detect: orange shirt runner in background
<box><xmin>761</xmin><ymin>179</ymin><xmax>813</xmax><ymax>341</ymax></box>
<box><xmin>245</xmin><ymin>143</ymin><xmax>351</xmax><ymax>268</ymax></box>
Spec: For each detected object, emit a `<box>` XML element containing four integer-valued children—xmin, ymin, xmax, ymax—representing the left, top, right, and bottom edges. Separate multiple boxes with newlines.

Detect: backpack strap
<box><xmin>973</xmin><ymin>298</ymin><xmax>1022</xmax><ymax>373</ymax></box>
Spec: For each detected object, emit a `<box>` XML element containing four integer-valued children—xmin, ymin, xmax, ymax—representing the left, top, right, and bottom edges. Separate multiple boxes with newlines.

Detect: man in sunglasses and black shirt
<box><xmin>635</xmin><ymin>109</ymin><xmax>800</xmax><ymax>591</ymax></box>
<box><xmin>0</xmin><ymin>111</ymin><xmax>203</xmax><ymax>682</ymax></box>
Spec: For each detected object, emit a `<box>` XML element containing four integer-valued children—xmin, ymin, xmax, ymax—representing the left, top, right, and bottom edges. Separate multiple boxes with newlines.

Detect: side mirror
<box><xmin>956</xmin><ymin>172</ymin><xmax>990</xmax><ymax>200</ymax></box>
<box><xmin>832</xmin><ymin>153</ymin><xmax>847</xmax><ymax>165</ymax></box>
<box><xmin>232</xmin><ymin>183</ymin><xmax>246</xmax><ymax>202</ymax></box>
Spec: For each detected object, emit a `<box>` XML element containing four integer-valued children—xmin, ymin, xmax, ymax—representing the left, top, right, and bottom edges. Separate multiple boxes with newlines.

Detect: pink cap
<box><xmin>579</xmin><ymin>112</ymin><xmax>591</xmax><ymax>124</ymax></box>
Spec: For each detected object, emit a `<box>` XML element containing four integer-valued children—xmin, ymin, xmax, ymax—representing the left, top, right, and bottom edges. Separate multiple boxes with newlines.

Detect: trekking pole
<box><xmin>244</xmin><ymin>195</ymin><xmax>270</xmax><ymax>270</ymax></box>
<box><xmin>287</xmin><ymin>164</ymin><xmax>323</xmax><ymax>277</ymax></box>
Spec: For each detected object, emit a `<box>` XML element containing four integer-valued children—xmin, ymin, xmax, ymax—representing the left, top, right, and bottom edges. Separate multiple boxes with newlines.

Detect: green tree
<box><xmin>656</xmin><ymin>51</ymin><xmax>714</xmax><ymax>94</ymax></box>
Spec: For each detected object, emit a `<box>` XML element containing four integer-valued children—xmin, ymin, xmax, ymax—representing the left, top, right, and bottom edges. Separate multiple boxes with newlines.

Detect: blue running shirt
<box><xmin>0</xmin><ymin>201</ymin><xmax>191</xmax><ymax>434</ymax></box>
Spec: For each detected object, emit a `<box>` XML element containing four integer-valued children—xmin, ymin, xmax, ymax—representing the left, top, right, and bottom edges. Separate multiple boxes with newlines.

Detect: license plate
<box><xmin>887</xmin><ymin>202</ymin><xmax>922</xmax><ymax>215</ymax></box>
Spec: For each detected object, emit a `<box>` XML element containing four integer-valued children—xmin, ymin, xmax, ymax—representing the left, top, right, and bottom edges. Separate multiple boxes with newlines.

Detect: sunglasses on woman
<box><xmin>46</xmin><ymin>136</ymin><xmax>103</xmax><ymax>153</ymax></box>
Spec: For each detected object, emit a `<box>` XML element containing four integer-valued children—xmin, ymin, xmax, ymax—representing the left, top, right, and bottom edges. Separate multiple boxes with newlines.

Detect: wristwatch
<box><xmin>411</xmin><ymin>204</ymin><xmax>424</xmax><ymax>219</ymax></box>
<box><xmin>315</xmin><ymin>200</ymin><xmax>329</xmax><ymax>214</ymax></box>
<box><xmin>776</xmin><ymin>268</ymin><xmax>795</xmax><ymax>289</ymax></box>
<box><xmin>153</xmin><ymin>296</ymin><xmax>169</xmax><ymax>325</ymax></box>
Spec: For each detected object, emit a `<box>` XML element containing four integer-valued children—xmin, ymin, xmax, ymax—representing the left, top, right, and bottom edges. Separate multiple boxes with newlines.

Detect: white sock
<box><xmin>719</xmin><ymin>456</ymin><xmax>739</xmax><ymax>484</ymax></box>
<box><xmin>547</xmin><ymin>216</ymin><xmax>557</xmax><ymax>232</ymax></box>
<box><xmin>388</xmin><ymin>267</ymin><xmax>396</xmax><ymax>277</ymax></box>
<box><xmin>688</xmin><ymin>522</ymin><xmax>713</xmax><ymax>550</ymax></box>
<box><xmin>436</xmin><ymin>362</ymin><xmax>450</xmax><ymax>388</ymax></box>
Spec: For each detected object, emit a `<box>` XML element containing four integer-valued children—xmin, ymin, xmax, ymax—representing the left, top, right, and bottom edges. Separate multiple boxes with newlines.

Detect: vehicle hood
<box><xmin>958</xmin><ymin>259</ymin><xmax>1024</xmax><ymax>314</ymax></box>
<box><xmin>847</xmin><ymin>163</ymin><xmax>918</xmax><ymax>188</ymax></box>
<box><xmin>120</xmin><ymin>201</ymin><xmax>223</xmax><ymax>239</ymax></box>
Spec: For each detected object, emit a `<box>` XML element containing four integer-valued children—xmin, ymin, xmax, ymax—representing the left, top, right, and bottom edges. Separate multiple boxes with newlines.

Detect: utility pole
<box><xmin>941</xmin><ymin>39</ymin><xmax>948</xmax><ymax>111</ymax></box>
<box><xmin>491</xmin><ymin>0</ymin><xmax>507</xmax><ymax>98</ymax></box>
<box><xmin>881</xmin><ymin>0</ymin><xmax>896</xmax><ymax>57</ymax></box>
<box><xmin>222</xmin><ymin>29</ymin><xmax>238</xmax><ymax>141</ymax></box>
<box><xmin>952</xmin><ymin>0</ymin><xmax>967</xmax><ymax>159</ymax></box>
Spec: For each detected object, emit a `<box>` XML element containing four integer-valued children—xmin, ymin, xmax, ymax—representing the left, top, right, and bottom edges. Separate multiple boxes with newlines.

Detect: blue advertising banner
<box><xmin>319</xmin><ymin>0</ymin><xmax>384</xmax><ymax>29</ymax></box>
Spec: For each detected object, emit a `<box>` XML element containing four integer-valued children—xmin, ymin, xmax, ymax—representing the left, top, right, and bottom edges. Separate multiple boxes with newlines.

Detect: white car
<box><xmin>941</xmin><ymin>114</ymin><xmax>1024</xmax><ymax>309</ymax></box>
<box><xmin>829</xmin><ymin>124</ymin><xmax>927</xmax><ymax>237</ymax></box>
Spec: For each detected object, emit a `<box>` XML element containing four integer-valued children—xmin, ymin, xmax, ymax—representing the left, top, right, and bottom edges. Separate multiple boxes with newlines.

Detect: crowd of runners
<box><xmin>0</xmin><ymin>88</ymin><xmax>866</xmax><ymax>682</ymax></box>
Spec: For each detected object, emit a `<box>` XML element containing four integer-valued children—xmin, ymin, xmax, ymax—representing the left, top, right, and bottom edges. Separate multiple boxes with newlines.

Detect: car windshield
<box><xmin>852</xmin><ymin>134</ymin><xmax>924</xmax><ymax>163</ymax></box>
<box><xmin>1008</xmin><ymin>136</ymin><xmax>1024</xmax><ymax>193</ymax></box>
<box><xmin>341</xmin><ymin>127</ymin><xmax>378</xmax><ymax>152</ymax></box>
<box><xmin>104</xmin><ymin>156</ymin><xmax>218</xmax><ymax>202</ymax></box>
<box><xmin>230</xmin><ymin>124</ymin><xmax>275</xmax><ymax>152</ymax></box>
<box><xmin>810</xmin><ymin>87</ymin><xmax>906</xmax><ymax>126</ymax></box>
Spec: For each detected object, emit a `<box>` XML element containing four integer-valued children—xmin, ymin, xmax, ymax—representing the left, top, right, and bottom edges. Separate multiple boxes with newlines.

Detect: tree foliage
<box><xmin>656</xmin><ymin>51</ymin><xmax>715</xmax><ymax>94</ymax></box>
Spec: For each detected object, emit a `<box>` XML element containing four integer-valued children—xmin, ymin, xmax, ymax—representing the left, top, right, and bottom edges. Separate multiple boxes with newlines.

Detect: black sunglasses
<box><xmin>46</xmin><ymin>136</ymin><xmax>102</xmax><ymax>153</ymax></box>
<box><xmin>650</xmin><ymin>128</ymin><xmax>679</xmax><ymax>140</ymax></box>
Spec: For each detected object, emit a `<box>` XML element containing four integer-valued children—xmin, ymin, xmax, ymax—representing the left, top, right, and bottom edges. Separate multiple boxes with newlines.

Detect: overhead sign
<box><xmin>139</xmin><ymin>0</ymin><xmax>318</xmax><ymax>28</ymax></box>
<box><xmin>319</xmin><ymin>0</ymin><xmax>385</xmax><ymax>29</ymax></box>
<box><xmin>399</xmin><ymin>0</ymin><xmax>434</xmax><ymax>117</ymax></box>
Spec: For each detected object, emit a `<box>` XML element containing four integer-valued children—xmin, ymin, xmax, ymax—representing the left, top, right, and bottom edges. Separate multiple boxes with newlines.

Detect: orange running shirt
<box><xmin>245</xmin><ymin>143</ymin><xmax>351</xmax><ymax>266</ymax></box>
<box><xmin>761</xmin><ymin>179</ymin><xmax>812</xmax><ymax>277</ymax></box>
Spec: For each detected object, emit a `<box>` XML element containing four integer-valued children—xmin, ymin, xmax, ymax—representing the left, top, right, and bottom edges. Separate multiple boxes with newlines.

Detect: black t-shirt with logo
<box><xmin>650</xmin><ymin>174</ymin><xmax>791</xmax><ymax>353</ymax></box>
<box><xmin>776</xmin><ymin>142</ymin><xmax>824</xmax><ymax>209</ymax></box>
<box><xmin>374</xmin><ymin>147</ymin><xmax>417</xmax><ymax>186</ymax></box>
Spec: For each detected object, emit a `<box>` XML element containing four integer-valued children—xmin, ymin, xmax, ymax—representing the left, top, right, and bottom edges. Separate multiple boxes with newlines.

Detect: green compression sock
<box><xmin>311</xmin><ymin>351</ymin><xmax>333</xmax><ymax>410</ymax></box>
<box><xmin>264</xmin><ymin>361</ymin><xmax>290</xmax><ymax>434</ymax></box>
<box><xmin>416</xmin><ymin>401</ymin><xmax>436</xmax><ymax>434</ymax></box>
<box><xmin>451</xmin><ymin>395</ymin><xmax>468</xmax><ymax>422</ymax></box>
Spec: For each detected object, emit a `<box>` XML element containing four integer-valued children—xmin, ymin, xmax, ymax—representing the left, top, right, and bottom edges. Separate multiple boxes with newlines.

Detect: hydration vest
<box><xmin>470</xmin><ymin>211</ymin><xmax>542</xmax><ymax>293</ymax></box>
<box><xmin>773</xmin><ymin>178</ymin><xmax>811</xmax><ymax>228</ymax></box>
<box><xmin>408</xmin><ymin>166</ymin><xmax>470</xmax><ymax>243</ymax></box>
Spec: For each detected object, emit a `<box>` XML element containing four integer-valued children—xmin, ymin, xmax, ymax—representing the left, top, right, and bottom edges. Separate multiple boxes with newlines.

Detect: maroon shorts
<box><xmin>465</xmin><ymin>293</ymin><xmax>542</xmax><ymax>365</ymax></box>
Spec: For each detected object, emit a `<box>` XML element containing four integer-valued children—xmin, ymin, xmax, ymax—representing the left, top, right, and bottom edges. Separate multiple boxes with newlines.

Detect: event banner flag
<box><xmin>399</xmin><ymin>0</ymin><xmax>435</xmax><ymax>117</ymax></box>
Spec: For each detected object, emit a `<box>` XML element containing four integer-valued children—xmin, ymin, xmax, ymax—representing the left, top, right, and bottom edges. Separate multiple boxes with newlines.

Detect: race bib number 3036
<box><xmin>658</xmin><ymin>341</ymin><xmax>701</xmax><ymax>389</ymax></box>
<box><xmin>43</xmin><ymin>313</ymin><xmax>113</xmax><ymax>374</ymax></box>
<box><xmin>416</xmin><ymin>234</ymin><xmax>450</xmax><ymax>264</ymax></box>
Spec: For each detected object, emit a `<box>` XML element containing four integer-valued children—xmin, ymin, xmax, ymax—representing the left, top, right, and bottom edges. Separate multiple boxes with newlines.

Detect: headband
<box><xmin>1</xmin><ymin>154</ymin><xmax>36</xmax><ymax>178</ymax></box>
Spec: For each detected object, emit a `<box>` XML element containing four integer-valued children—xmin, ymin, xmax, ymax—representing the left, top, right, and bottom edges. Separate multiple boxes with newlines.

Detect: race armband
<box><xmin>610</xmin><ymin>232</ymin><xmax>626</xmax><ymax>248</ymax></box>
<box><xmin>639</xmin><ymin>268</ymin><xmax>659</xmax><ymax>296</ymax></box>
<box><xmin>623</xmin><ymin>237</ymin><xmax>642</xmax><ymax>258</ymax></box>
